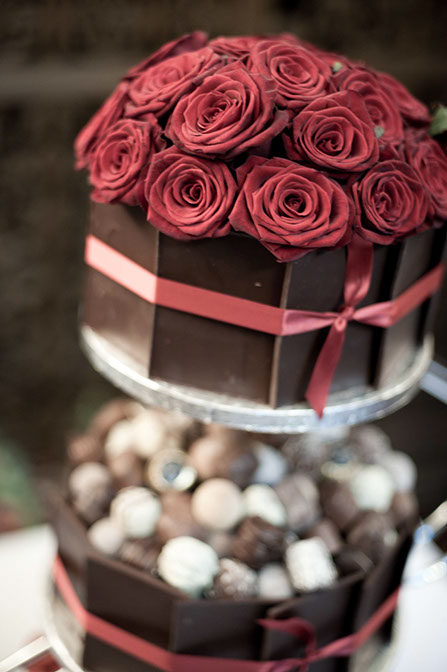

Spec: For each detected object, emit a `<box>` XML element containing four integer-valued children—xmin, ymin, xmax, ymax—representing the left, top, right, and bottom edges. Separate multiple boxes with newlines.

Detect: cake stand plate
<box><xmin>80</xmin><ymin>326</ymin><xmax>433</xmax><ymax>434</ymax></box>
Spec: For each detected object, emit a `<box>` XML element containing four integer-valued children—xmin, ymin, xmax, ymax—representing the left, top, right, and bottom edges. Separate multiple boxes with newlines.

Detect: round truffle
<box><xmin>88</xmin><ymin>398</ymin><xmax>142</xmax><ymax>442</ymax></box>
<box><xmin>258</xmin><ymin>564</ymin><xmax>294</xmax><ymax>600</ymax></box>
<box><xmin>157</xmin><ymin>536</ymin><xmax>219</xmax><ymax>596</ymax></box>
<box><xmin>348</xmin><ymin>465</ymin><xmax>395</xmax><ymax>512</ymax></box>
<box><xmin>188</xmin><ymin>434</ymin><xmax>257</xmax><ymax>488</ymax></box>
<box><xmin>191</xmin><ymin>479</ymin><xmax>245</xmax><ymax>531</ymax></box>
<box><xmin>251</xmin><ymin>442</ymin><xmax>287</xmax><ymax>486</ymax></box>
<box><xmin>146</xmin><ymin>449</ymin><xmax>196</xmax><ymax>492</ymax></box>
<box><xmin>349</xmin><ymin>425</ymin><xmax>392</xmax><ymax>462</ymax></box>
<box><xmin>68</xmin><ymin>461</ymin><xmax>113</xmax><ymax>525</ymax></box>
<box><xmin>375</xmin><ymin>451</ymin><xmax>417</xmax><ymax>493</ymax></box>
<box><xmin>156</xmin><ymin>491</ymin><xmax>206</xmax><ymax>542</ymax></box>
<box><xmin>232</xmin><ymin>517</ymin><xmax>286</xmax><ymax>570</ymax></box>
<box><xmin>110</xmin><ymin>486</ymin><xmax>161</xmax><ymax>538</ymax></box>
<box><xmin>88</xmin><ymin>517</ymin><xmax>124</xmax><ymax>556</ymax></box>
<box><xmin>67</xmin><ymin>433</ymin><xmax>103</xmax><ymax>465</ymax></box>
<box><xmin>108</xmin><ymin>451</ymin><xmax>145</xmax><ymax>489</ymax></box>
<box><xmin>347</xmin><ymin>511</ymin><xmax>398</xmax><ymax>564</ymax></box>
<box><xmin>286</xmin><ymin>538</ymin><xmax>338</xmax><ymax>592</ymax></box>
<box><xmin>209</xmin><ymin>558</ymin><xmax>258</xmax><ymax>600</ymax></box>
<box><xmin>243</xmin><ymin>484</ymin><xmax>286</xmax><ymax>528</ymax></box>
<box><xmin>319</xmin><ymin>478</ymin><xmax>360</xmax><ymax>531</ymax></box>
<box><xmin>275</xmin><ymin>474</ymin><xmax>320</xmax><ymax>532</ymax></box>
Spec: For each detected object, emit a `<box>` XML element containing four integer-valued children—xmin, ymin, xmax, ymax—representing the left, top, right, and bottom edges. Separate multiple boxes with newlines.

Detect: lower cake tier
<box><xmin>45</xmin><ymin>400</ymin><xmax>420</xmax><ymax>672</ymax></box>
<box><xmin>82</xmin><ymin>203</ymin><xmax>446</xmax><ymax>409</ymax></box>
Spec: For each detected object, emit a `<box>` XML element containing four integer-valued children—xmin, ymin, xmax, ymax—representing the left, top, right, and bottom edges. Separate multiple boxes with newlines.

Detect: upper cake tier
<box><xmin>76</xmin><ymin>32</ymin><xmax>447</xmax><ymax>414</ymax></box>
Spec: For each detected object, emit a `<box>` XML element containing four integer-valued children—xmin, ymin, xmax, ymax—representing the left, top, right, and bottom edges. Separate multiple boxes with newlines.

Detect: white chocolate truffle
<box><xmin>87</xmin><ymin>517</ymin><xmax>124</xmax><ymax>556</ymax></box>
<box><xmin>130</xmin><ymin>410</ymin><xmax>180</xmax><ymax>459</ymax></box>
<box><xmin>191</xmin><ymin>479</ymin><xmax>245</xmax><ymax>531</ymax></box>
<box><xmin>110</xmin><ymin>486</ymin><xmax>161</xmax><ymax>538</ymax></box>
<box><xmin>158</xmin><ymin>536</ymin><xmax>219</xmax><ymax>596</ymax></box>
<box><xmin>348</xmin><ymin>465</ymin><xmax>395</xmax><ymax>512</ymax></box>
<box><xmin>243</xmin><ymin>484</ymin><xmax>287</xmax><ymax>528</ymax></box>
<box><xmin>258</xmin><ymin>564</ymin><xmax>294</xmax><ymax>600</ymax></box>
<box><xmin>104</xmin><ymin>420</ymin><xmax>136</xmax><ymax>460</ymax></box>
<box><xmin>69</xmin><ymin>461</ymin><xmax>111</xmax><ymax>496</ymax></box>
<box><xmin>251</xmin><ymin>442</ymin><xmax>287</xmax><ymax>486</ymax></box>
<box><xmin>375</xmin><ymin>451</ymin><xmax>417</xmax><ymax>493</ymax></box>
<box><xmin>286</xmin><ymin>538</ymin><xmax>337</xmax><ymax>592</ymax></box>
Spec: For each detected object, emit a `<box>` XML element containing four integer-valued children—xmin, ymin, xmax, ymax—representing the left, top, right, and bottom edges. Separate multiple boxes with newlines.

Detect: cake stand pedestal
<box><xmin>80</xmin><ymin>325</ymin><xmax>434</xmax><ymax>433</ymax></box>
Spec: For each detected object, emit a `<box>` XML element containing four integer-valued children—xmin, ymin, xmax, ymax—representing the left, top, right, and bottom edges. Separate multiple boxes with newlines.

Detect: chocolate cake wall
<box><xmin>82</xmin><ymin>203</ymin><xmax>445</xmax><ymax>407</ymax></box>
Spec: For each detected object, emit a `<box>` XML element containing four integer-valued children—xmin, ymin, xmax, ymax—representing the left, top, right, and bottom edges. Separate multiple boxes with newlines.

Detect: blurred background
<box><xmin>0</xmin><ymin>0</ymin><xmax>446</xmax><ymax>529</ymax></box>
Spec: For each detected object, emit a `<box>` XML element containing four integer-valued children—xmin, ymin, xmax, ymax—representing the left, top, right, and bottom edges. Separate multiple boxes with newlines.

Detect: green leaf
<box><xmin>374</xmin><ymin>125</ymin><xmax>385</xmax><ymax>139</ymax></box>
<box><xmin>430</xmin><ymin>105</ymin><xmax>447</xmax><ymax>137</ymax></box>
<box><xmin>332</xmin><ymin>61</ymin><xmax>343</xmax><ymax>74</ymax></box>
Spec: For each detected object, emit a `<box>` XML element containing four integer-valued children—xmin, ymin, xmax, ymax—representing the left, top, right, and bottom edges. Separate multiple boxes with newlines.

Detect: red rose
<box><xmin>209</xmin><ymin>35</ymin><xmax>263</xmax><ymax>63</ymax></box>
<box><xmin>124</xmin><ymin>32</ymin><xmax>208</xmax><ymax>81</ymax></box>
<box><xmin>125</xmin><ymin>48</ymin><xmax>221</xmax><ymax>119</ymax></box>
<box><xmin>90</xmin><ymin>117</ymin><xmax>165</xmax><ymax>206</ymax></box>
<box><xmin>166</xmin><ymin>62</ymin><xmax>289</xmax><ymax>159</ymax></box>
<box><xmin>74</xmin><ymin>81</ymin><xmax>129</xmax><ymax>170</ymax></box>
<box><xmin>285</xmin><ymin>91</ymin><xmax>379</xmax><ymax>172</ymax></box>
<box><xmin>250</xmin><ymin>40</ymin><xmax>333</xmax><ymax>111</ymax></box>
<box><xmin>405</xmin><ymin>130</ymin><xmax>447</xmax><ymax>219</ymax></box>
<box><xmin>353</xmin><ymin>160</ymin><xmax>429</xmax><ymax>244</ymax></box>
<box><xmin>376</xmin><ymin>71</ymin><xmax>430</xmax><ymax>125</ymax></box>
<box><xmin>144</xmin><ymin>147</ymin><xmax>236</xmax><ymax>240</ymax></box>
<box><xmin>334</xmin><ymin>66</ymin><xmax>403</xmax><ymax>142</ymax></box>
<box><xmin>229</xmin><ymin>156</ymin><xmax>353</xmax><ymax>261</ymax></box>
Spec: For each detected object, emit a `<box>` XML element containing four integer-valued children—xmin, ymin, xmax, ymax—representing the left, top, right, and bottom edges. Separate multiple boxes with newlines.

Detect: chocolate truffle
<box><xmin>275</xmin><ymin>474</ymin><xmax>320</xmax><ymax>532</ymax></box>
<box><xmin>334</xmin><ymin>546</ymin><xmax>374</xmax><ymax>576</ymax></box>
<box><xmin>281</xmin><ymin>434</ymin><xmax>332</xmax><ymax>477</ymax></box>
<box><xmin>232</xmin><ymin>517</ymin><xmax>286</xmax><ymax>570</ymax></box>
<box><xmin>108</xmin><ymin>451</ymin><xmax>145</xmax><ymax>489</ymax></box>
<box><xmin>67</xmin><ymin>433</ymin><xmax>103</xmax><ymax>465</ymax></box>
<box><xmin>88</xmin><ymin>398</ymin><xmax>142</xmax><ymax>442</ymax></box>
<box><xmin>191</xmin><ymin>479</ymin><xmax>245</xmax><ymax>531</ymax></box>
<box><xmin>348</xmin><ymin>465</ymin><xmax>395</xmax><ymax>512</ymax></box>
<box><xmin>375</xmin><ymin>451</ymin><xmax>417</xmax><ymax>493</ymax></box>
<box><xmin>110</xmin><ymin>486</ymin><xmax>161</xmax><ymax>539</ymax></box>
<box><xmin>209</xmin><ymin>558</ymin><xmax>258</xmax><ymax>600</ymax></box>
<box><xmin>68</xmin><ymin>461</ymin><xmax>113</xmax><ymax>525</ymax></box>
<box><xmin>349</xmin><ymin>425</ymin><xmax>392</xmax><ymax>462</ymax></box>
<box><xmin>87</xmin><ymin>517</ymin><xmax>124</xmax><ymax>556</ymax></box>
<box><xmin>207</xmin><ymin>531</ymin><xmax>234</xmax><ymax>558</ymax></box>
<box><xmin>251</xmin><ymin>442</ymin><xmax>287</xmax><ymax>486</ymax></box>
<box><xmin>243</xmin><ymin>484</ymin><xmax>286</xmax><ymax>528</ymax></box>
<box><xmin>118</xmin><ymin>537</ymin><xmax>161</xmax><ymax>572</ymax></box>
<box><xmin>146</xmin><ymin>449</ymin><xmax>196</xmax><ymax>492</ymax></box>
<box><xmin>286</xmin><ymin>538</ymin><xmax>337</xmax><ymax>592</ymax></box>
<box><xmin>347</xmin><ymin>511</ymin><xmax>398</xmax><ymax>564</ymax></box>
<box><xmin>391</xmin><ymin>491</ymin><xmax>419</xmax><ymax>529</ymax></box>
<box><xmin>319</xmin><ymin>478</ymin><xmax>360</xmax><ymax>532</ymax></box>
<box><xmin>258</xmin><ymin>564</ymin><xmax>294</xmax><ymax>600</ymax></box>
<box><xmin>303</xmin><ymin>519</ymin><xmax>344</xmax><ymax>555</ymax></box>
<box><xmin>188</xmin><ymin>435</ymin><xmax>257</xmax><ymax>489</ymax></box>
<box><xmin>158</xmin><ymin>536</ymin><xmax>219</xmax><ymax>597</ymax></box>
<box><xmin>156</xmin><ymin>491</ymin><xmax>206</xmax><ymax>542</ymax></box>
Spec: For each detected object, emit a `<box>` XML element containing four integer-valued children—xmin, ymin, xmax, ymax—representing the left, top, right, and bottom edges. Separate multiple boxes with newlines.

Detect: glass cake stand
<box><xmin>80</xmin><ymin>325</ymin><xmax>434</xmax><ymax>434</ymax></box>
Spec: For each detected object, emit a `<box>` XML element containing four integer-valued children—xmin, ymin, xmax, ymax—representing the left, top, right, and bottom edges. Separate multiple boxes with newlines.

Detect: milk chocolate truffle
<box><xmin>118</xmin><ymin>537</ymin><xmax>161</xmax><ymax>572</ymax></box>
<box><xmin>349</xmin><ymin>425</ymin><xmax>392</xmax><ymax>463</ymax></box>
<box><xmin>374</xmin><ymin>451</ymin><xmax>417</xmax><ymax>493</ymax></box>
<box><xmin>191</xmin><ymin>479</ymin><xmax>245</xmax><ymax>531</ymax></box>
<box><xmin>89</xmin><ymin>398</ymin><xmax>142</xmax><ymax>442</ymax></box>
<box><xmin>108</xmin><ymin>451</ymin><xmax>145</xmax><ymax>489</ymax></box>
<box><xmin>391</xmin><ymin>491</ymin><xmax>419</xmax><ymax>529</ymax></box>
<box><xmin>348</xmin><ymin>465</ymin><xmax>395</xmax><ymax>512</ymax></box>
<box><xmin>87</xmin><ymin>517</ymin><xmax>124</xmax><ymax>556</ymax></box>
<box><xmin>258</xmin><ymin>563</ymin><xmax>294</xmax><ymax>600</ymax></box>
<box><xmin>156</xmin><ymin>491</ymin><xmax>206</xmax><ymax>542</ymax></box>
<box><xmin>334</xmin><ymin>546</ymin><xmax>374</xmax><ymax>576</ymax></box>
<box><xmin>157</xmin><ymin>536</ymin><xmax>219</xmax><ymax>597</ymax></box>
<box><xmin>243</xmin><ymin>484</ymin><xmax>286</xmax><ymax>528</ymax></box>
<box><xmin>67</xmin><ymin>433</ymin><xmax>103</xmax><ymax>465</ymax></box>
<box><xmin>207</xmin><ymin>531</ymin><xmax>234</xmax><ymax>558</ymax></box>
<box><xmin>232</xmin><ymin>517</ymin><xmax>286</xmax><ymax>570</ymax></box>
<box><xmin>146</xmin><ymin>449</ymin><xmax>196</xmax><ymax>492</ymax></box>
<box><xmin>275</xmin><ymin>474</ymin><xmax>320</xmax><ymax>532</ymax></box>
<box><xmin>68</xmin><ymin>461</ymin><xmax>113</xmax><ymax>525</ymax></box>
<box><xmin>251</xmin><ymin>443</ymin><xmax>287</xmax><ymax>486</ymax></box>
<box><xmin>347</xmin><ymin>511</ymin><xmax>398</xmax><ymax>564</ymax></box>
<box><xmin>188</xmin><ymin>435</ymin><xmax>257</xmax><ymax>488</ymax></box>
<box><xmin>303</xmin><ymin>519</ymin><xmax>344</xmax><ymax>555</ymax></box>
<box><xmin>286</xmin><ymin>538</ymin><xmax>337</xmax><ymax>592</ymax></box>
<box><xmin>282</xmin><ymin>434</ymin><xmax>332</xmax><ymax>477</ymax></box>
<box><xmin>110</xmin><ymin>486</ymin><xmax>161</xmax><ymax>539</ymax></box>
<box><xmin>209</xmin><ymin>558</ymin><xmax>258</xmax><ymax>600</ymax></box>
<box><xmin>319</xmin><ymin>478</ymin><xmax>360</xmax><ymax>532</ymax></box>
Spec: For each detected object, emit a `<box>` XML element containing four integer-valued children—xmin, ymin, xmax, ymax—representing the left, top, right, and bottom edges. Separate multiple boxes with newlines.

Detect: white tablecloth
<box><xmin>0</xmin><ymin>525</ymin><xmax>446</xmax><ymax>671</ymax></box>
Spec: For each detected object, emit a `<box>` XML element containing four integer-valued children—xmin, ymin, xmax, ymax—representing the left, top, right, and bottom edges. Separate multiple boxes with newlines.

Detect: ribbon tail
<box><xmin>305</xmin><ymin>319</ymin><xmax>347</xmax><ymax>417</ymax></box>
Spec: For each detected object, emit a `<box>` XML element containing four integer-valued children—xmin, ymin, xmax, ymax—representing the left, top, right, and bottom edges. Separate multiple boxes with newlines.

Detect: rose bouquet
<box><xmin>75</xmin><ymin>31</ymin><xmax>447</xmax><ymax>262</ymax></box>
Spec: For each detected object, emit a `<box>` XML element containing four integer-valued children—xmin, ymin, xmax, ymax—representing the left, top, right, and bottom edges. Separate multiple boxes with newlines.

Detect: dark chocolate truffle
<box><xmin>156</xmin><ymin>491</ymin><xmax>207</xmax><ymax>542</ymax></box>
<box><xmin>275</xmin><ymin>473</ymin><xmax>320</xmax><ymax>532</ymax></box>
<box><xmin>232</xmin><ymin>517</ymin><xmax>286</xmax><ymax>570</ymax></box>
<box><xmin>347</xmin><ymin>511</ymin><xmax>397</xmax><ymax>564</ymax></box>
<box><xmin>108</xmin><ymin>451</ymin><xmax>145</xmax><ymax>489</ymax></box>
<box><xmin>118</xmin><ymin>537</ymin><xmax>161</xmax><ymax>572</ymax></box>
<box><xmin>188</xmin><ymin>434</ymin><xmax>257</xmax><ymax>488</ymax></box>
<box><xmin>319</xmin><ymin>478</ymin><xmax>360</xmax><ymax>532</ymax></box>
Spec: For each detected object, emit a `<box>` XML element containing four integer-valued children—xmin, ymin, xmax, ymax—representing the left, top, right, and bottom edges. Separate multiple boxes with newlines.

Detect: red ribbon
<box><xmin>53</xmin><ymin>555</ymin><xmax>399</xmax><ymax>672</ymax></box>
<box><xmin>85</xmin><ymin>234</ymin><xmax>444</xmax><ymax>416</ymax></box>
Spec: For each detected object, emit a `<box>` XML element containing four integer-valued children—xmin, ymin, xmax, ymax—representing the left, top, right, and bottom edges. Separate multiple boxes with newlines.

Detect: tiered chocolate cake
<box><xmin>50</xmin><ymin>29</ymin><xmax>447</xmax><ymax>672</ymax></box>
